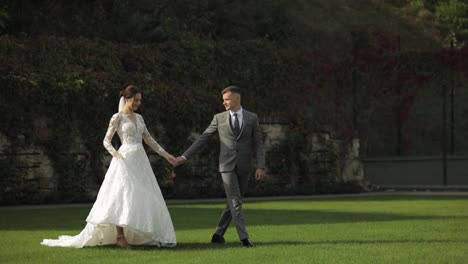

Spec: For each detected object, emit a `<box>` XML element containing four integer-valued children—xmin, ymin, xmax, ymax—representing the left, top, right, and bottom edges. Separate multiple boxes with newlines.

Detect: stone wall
<box><xmin>261</xmin><ymin>124</ymin><xmax>286</xmax><ymax>149</ymax></box>
<box><xmin>0</xmin><ymin>123</ymin><xmax>290</xmax><ymax>202</ymax></box>
<box><xmin>0</xmin><ymin>123</ymin><xmax>369</xmax><ymax>203</ymax></box>
<box><xmin>0</xmin><ymin>132</ymin><xmax>56</xmax><ymax>203</ymax></box>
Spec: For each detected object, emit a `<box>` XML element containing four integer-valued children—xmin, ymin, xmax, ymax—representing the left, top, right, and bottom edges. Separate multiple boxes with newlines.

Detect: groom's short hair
<box><xmin>221</xmin><ymin>86</ymin><xmax>241</xmax><ymax>95</ymax></box>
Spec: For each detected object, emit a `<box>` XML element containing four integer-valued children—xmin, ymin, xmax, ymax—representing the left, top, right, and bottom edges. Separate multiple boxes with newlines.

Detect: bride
<box><xmin>41</xmin><ymin>85</ymin><xmax>177</xmax><ymax>248</ymax></box>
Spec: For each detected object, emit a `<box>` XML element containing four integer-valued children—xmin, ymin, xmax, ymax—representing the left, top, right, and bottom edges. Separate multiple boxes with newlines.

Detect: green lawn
<box><xmin>1</xmin><ymin>195</ymin><xmax>467</xmax><ymax>264</ymax></box>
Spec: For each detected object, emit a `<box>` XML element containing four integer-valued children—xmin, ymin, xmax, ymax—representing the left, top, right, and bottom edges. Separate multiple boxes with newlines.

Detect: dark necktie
<box><xmin>233</xmin><ymin>113</ymin><xmax>240</xmax><ymax>136</ymax></box>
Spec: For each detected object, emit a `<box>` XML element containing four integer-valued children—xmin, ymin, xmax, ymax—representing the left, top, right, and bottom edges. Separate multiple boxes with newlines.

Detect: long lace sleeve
<box><xmin>141</xmin><ymin>117</ymin><xmax>167</xmax><ymax>156</ymax></box>
<box><xmin>143</xmin><ymin>127</ymin><xmax>167</xmax><ymax>156</ymax></box>
<box><xmin>103</xmin><ymin>114</ymin><xmax>120</xmax><ymax>155</ymax></box>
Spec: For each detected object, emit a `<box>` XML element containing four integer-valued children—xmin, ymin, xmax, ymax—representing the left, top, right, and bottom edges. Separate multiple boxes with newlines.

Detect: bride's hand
<box><xmin>112</xmin><ymin>152</ymin><xmax>123</xmax><ymax>159</ymax></box>
<box><xmin>165</xmin><ymin>154</ymin><xmax>178</xmax><ymax>167</ymax></box>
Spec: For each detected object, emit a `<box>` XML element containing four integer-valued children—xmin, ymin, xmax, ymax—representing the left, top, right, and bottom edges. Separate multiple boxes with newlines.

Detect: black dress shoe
<box><xmin>211</xmin><ymin>234</ymin><xmax>225</xmax><ymax>244</ymax></box>
<box><xmin>241</xmin><ymin>238</ymin><xmax>254</xmax><ymax>247</ymax></box>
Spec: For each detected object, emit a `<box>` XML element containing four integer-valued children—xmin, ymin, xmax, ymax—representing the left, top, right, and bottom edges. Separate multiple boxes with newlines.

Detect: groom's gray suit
<box><xmin>182</xmin><ymin>108</ymin><xmax>265</xmax><ymax>240</ymax></box>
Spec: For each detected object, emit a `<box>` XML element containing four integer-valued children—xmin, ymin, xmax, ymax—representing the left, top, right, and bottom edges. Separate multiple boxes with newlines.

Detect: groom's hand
<box><xmin>255</xmin><ymin>168</ymin><xmax>264</xmax><ymax>182</ymax></box>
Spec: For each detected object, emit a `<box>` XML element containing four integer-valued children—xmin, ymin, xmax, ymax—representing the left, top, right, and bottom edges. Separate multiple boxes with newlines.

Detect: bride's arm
<box><xmin>142</xmin><ymin>126</ymin><xmax>168</xmax><ymax>157</ymax></box>
<box><xmin>103</xmin><ymin>114</ymin><xmax>122</xmax><ymax>158</ymax></box>
<box><xmin>141</xmin><ymin>116</ymin><xmax>177</xmax><ymax>165</ymax></box>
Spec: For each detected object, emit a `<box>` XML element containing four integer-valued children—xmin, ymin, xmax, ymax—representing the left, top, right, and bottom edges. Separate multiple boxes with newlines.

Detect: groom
<box><xmin>175</xmin><ymin>86</ymin><xmax>265</xmax><ymax>247</ymax></box>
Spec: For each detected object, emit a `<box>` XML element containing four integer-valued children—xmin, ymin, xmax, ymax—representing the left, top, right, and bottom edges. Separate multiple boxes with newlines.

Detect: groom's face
<box><xmin>223</xmin><ymin>91</ymin><xmax>240</xmax><ymax>111</ymax></box>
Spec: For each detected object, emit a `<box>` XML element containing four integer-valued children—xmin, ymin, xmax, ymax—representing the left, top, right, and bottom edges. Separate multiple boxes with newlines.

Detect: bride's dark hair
<box><xmin>120</xmin><ymin>85</ymin><xmax>141</xmax><ymax>99</ymax></box>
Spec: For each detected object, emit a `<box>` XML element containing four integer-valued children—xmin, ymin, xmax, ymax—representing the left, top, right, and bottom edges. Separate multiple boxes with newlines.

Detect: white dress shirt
<box><xmin>229</xmin><ymin>107</ymin><xmax>243</xmax><ymax>129</ymax></box>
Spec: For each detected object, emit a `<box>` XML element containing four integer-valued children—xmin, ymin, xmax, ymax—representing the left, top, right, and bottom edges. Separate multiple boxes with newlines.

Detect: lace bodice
<box><xmin>103</xmin><ymin>113</ymin><xmax>166</xmax><ymax>156</ymax></box>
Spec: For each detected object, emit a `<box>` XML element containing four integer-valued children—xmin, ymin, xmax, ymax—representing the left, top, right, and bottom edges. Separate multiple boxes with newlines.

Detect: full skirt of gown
<box><xmin>41</xmin><ymin>143</ymin><xmax>177</xmax><ymax>248</ymax></box>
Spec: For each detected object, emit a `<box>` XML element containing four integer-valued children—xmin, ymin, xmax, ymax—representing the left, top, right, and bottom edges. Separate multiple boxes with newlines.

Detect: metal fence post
<box><xmin>442</xmin><ymin>84</ymin><xmax>448</xmax><ymax>186</ymax></box>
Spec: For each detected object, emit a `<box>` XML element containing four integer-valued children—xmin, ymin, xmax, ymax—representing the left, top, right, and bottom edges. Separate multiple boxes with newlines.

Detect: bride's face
<box><xmin>126</xmin><ymin>93</ymin><xmax>142</xmax><ymax>111</ymax></box>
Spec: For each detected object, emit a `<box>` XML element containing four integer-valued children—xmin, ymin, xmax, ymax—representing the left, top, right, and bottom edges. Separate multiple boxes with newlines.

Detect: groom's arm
<box><xmin>182</xmin><ymin>115</ymin><xmax>219</xmax><ymax>160</ymax></box>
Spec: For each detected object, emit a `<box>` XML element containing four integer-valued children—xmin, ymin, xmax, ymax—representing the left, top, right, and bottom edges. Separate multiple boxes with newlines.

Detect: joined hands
<box><xmin>165</xmin><ymin>154</ymin><xmax>186</xmax><ymax>167</ymax></box>
<box><xmin>165</xmin><ymin>154</ymin><xmax>178</xmax><ymax>167</ymax></box>
<box><xmin>173</xmin><ymin>156</ymin><xmax>186</xmax><ymax>167</ymax></box>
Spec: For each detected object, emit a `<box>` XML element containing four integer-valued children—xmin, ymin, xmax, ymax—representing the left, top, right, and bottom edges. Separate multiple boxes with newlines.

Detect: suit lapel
<box><xmin>237</xmin><ymin>110</ymin><xmax>249</xmax><ymax>140</ymax></box>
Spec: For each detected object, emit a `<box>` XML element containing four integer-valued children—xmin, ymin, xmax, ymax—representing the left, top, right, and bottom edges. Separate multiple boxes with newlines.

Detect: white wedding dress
<box><xmin>41</xmin><ymin>112</ymin><xmax>177</xmax><ymax>248</ymax></box>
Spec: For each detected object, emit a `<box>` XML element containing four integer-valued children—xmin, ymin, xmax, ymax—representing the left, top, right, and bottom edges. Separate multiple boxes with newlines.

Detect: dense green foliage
<box><xmin>0</xmin><ymin>35</ymin><xmax>311</xmax><ymax>203</ymax></box>
<box><xmin>1</xmin><ymin>0</ymin><xmax>468</xmax><ymax>203</ymax></box>
<box><xmin>384</xmin><ymin>0</ymin><xmax>468</xmax><ymax>42</ymax></box>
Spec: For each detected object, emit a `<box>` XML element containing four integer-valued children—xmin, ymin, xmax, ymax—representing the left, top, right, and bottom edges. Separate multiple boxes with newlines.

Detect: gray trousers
<box><xmin>214</xmin><ymin>169</ymin><xmax>250</xmax><ymax>240</ymax></box>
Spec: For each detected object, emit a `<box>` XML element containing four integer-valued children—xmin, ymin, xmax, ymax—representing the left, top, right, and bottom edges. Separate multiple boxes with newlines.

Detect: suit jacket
<box><xmin>183</xmin><ymin>109</ymin><xmax>265</xmax><ymax>173</ymax></box>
